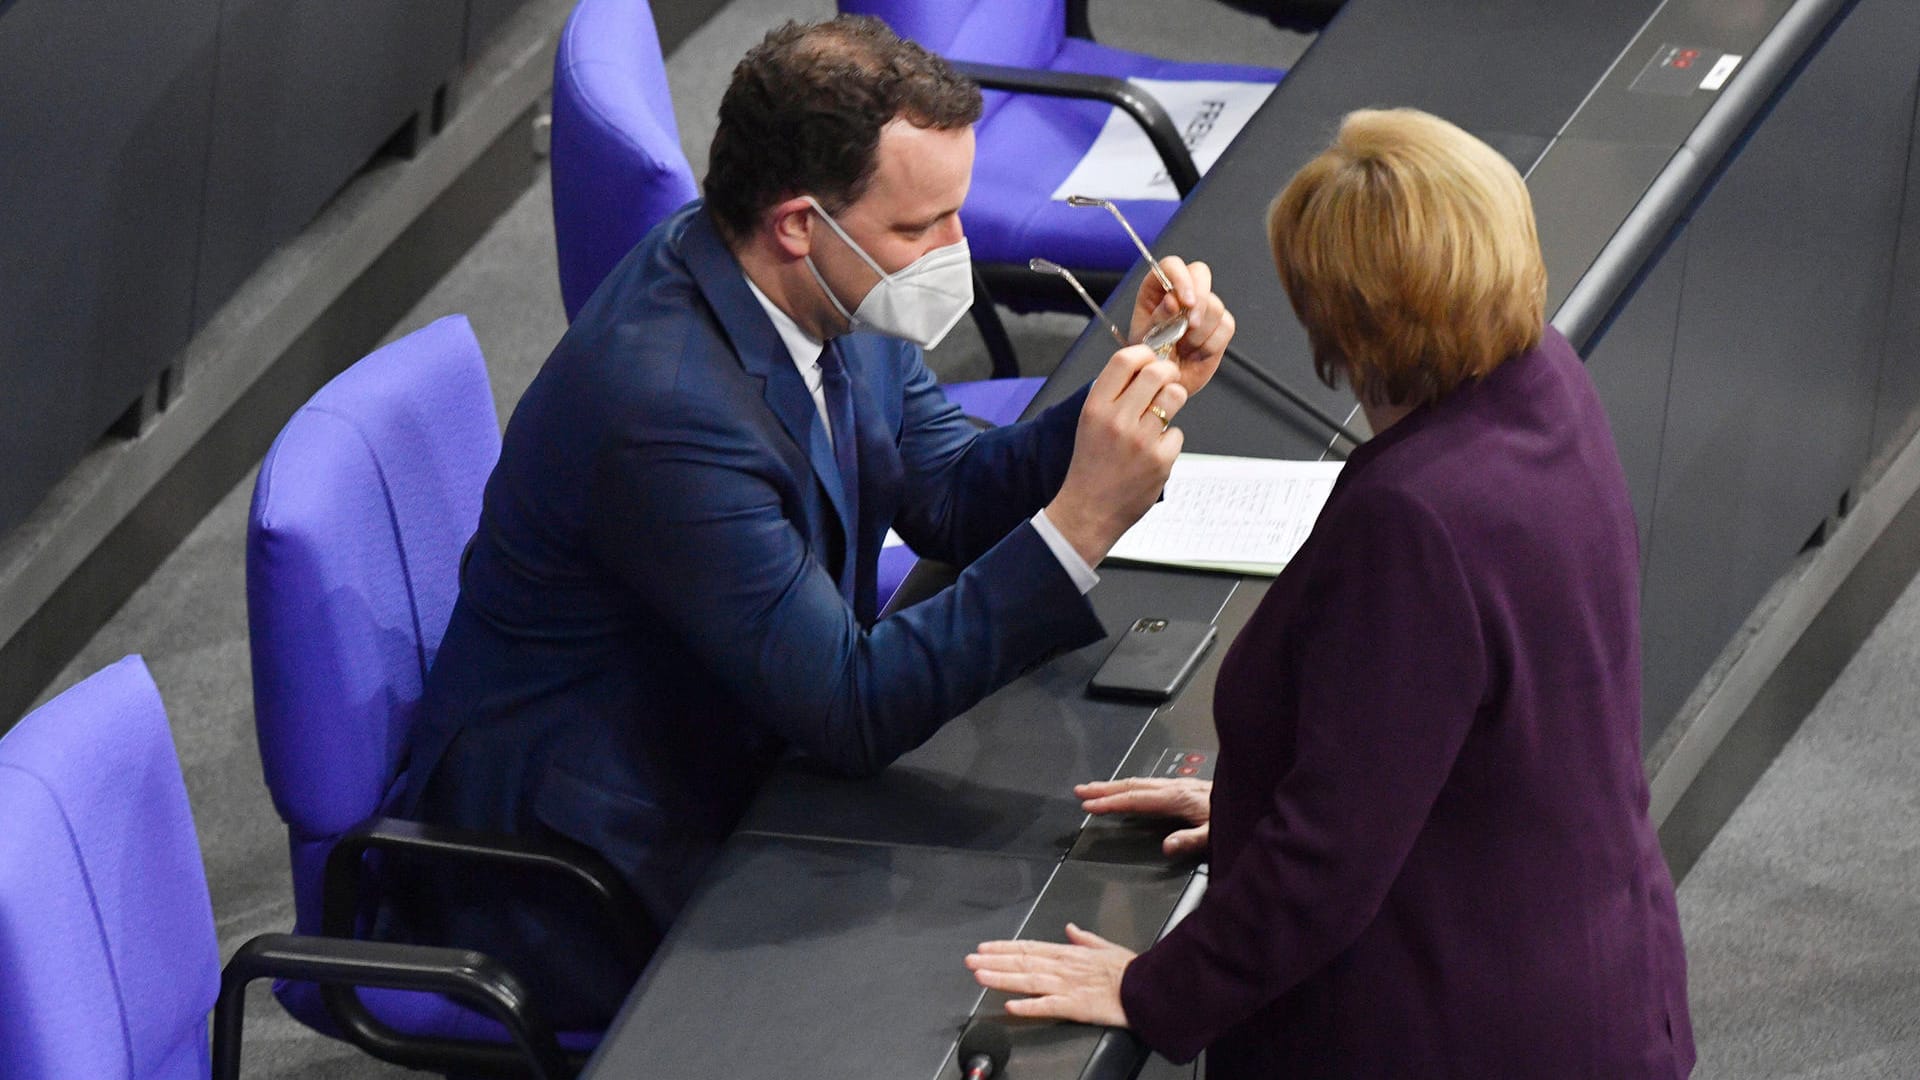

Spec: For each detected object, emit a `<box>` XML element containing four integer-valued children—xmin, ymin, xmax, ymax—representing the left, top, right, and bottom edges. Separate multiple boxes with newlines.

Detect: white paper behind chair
<box><xmin>1050</xmin><ymin>78</ymin><xmax>1276</xmax><ymax>203</ymax></box>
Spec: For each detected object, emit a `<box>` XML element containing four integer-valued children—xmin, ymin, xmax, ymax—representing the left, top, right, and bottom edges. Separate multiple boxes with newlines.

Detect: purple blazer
<box><xmin>1121</xmin><ymin>330</ymin><xmax>1694</xmax><ymax>1077</ymax></box>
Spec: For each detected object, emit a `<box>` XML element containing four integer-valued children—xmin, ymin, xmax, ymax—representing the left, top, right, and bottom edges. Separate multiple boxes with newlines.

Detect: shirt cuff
<box><xmin>1031</xmin><ymin>509</ymin><xmax>1099</xmax><ymax>595</ymax></box>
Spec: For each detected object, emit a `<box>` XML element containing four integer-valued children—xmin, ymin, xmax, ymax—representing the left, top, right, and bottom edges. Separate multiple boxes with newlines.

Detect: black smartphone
<box><xmin>1087</xmin><ymin>617</ymin><xmax>1217</xmax><ymax>702</ymax></box>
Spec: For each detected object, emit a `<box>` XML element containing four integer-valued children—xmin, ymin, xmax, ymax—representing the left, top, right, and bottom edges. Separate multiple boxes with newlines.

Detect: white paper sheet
<box><xmin>1050</xmin><ymin>78</ymin><xmax>1276</xmax><ymax>203</ymax></box>
<box><xmin>1106</xmin><ymin>454</ymin><xmax>1342</xmax><ymax>574</ymax></box>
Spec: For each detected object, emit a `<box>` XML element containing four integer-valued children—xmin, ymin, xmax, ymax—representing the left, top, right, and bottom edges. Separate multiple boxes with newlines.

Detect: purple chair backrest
<box><xmin>840</xmin><ymin>0</ymin><xmax>1064</xmax><ymax>68</ymax></box>
<box><xmin>551</xmin><ymin>0</ymin><xmax>699</xmax><ymax>321</ymax></box>
<box><xmin>246</xmin><ymin>314</ymin><xmax>500</xmax><ymax>936</ymax></box>
<box><xmin>0</xmin><ymin>656</ymin><xmax>218</xmax><ymax>1080</ymax></box>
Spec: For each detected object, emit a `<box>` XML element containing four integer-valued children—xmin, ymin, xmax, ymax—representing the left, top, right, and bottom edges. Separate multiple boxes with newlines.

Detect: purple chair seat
<box><xmin>0</xmin><ymin>657</ymin><xmax>218</xmax><ymax>1080</ymax></box>
<box><xmin>944</xmin><ymin>374</ymin><xmax>1046</xmax><ymax>428</ymax></box>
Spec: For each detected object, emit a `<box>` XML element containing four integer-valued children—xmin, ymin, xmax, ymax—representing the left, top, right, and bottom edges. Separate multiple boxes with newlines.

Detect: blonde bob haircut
<box><xmin>1268</xmin><ymin>108</ymin><xmax>1547</xmax><ymax>408</ymax></box>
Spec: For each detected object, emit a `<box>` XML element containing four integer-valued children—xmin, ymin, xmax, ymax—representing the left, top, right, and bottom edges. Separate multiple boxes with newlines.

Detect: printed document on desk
<box><xmin>1107</xmin><ymin>454</ymin><xmax>1343</xmax><ymax>575</ymax></box>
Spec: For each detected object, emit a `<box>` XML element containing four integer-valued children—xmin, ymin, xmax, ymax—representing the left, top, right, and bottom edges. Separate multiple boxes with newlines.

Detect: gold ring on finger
<box><xmin>1148</xmin><ymin>403</ymin><xmax>1171</xmax><ymax>432</ymax></box>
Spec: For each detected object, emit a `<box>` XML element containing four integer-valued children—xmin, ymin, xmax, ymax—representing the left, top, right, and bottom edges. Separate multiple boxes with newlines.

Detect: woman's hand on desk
<box><xmin>966</xmin><ymin>779</ymin><xmax>1213</xmax><ymax>1026</ymax></box>
<box><xmin>966</xmin><ymin>923</ymin><xmax>1134</xmax><ymax>1028</ymax></box>
<box><xmin>1076</xmin><ymin>776</ymin><xmax>1213</xmax><ymax>858</ymax></box>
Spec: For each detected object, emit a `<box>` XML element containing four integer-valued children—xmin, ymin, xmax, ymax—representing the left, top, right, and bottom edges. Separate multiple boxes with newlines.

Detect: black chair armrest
<box><xmin>316</xmin><ymin>816</ymin><xmax>651</xmax><ymax>1075</ymax></box>
<box><xmin>211</xmin><ymin>932</ymin><xmax>571</xmax><ymax>1080</ymax></box>
<box><xmin>949</xmin><ymin>60</ymin><xmax>1201</xmax><ymax>196</ymax></box>
<box><xmin>321</xmin><ymin>815</ymin><xmax>652</xmax><ymax>966</ymax></box>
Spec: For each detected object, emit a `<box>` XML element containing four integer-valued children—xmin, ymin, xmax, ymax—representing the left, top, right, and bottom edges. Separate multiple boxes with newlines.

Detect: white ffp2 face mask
<box><xmin>801</xmin><ymin>195</ymin><xmax>973</xmax><ymax>350</ymax></box>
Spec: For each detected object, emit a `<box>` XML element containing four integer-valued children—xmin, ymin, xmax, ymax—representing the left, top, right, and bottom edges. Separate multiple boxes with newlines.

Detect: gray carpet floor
<box><xmin>1675</xmin><ymin>576</ymin><xmax>1920</xmax><ymax>1078</ymax></box>
<box><xmin>26</xmin><ymin>1</ymin><xmax>1919</xmax><ymax>1076</ymax></box>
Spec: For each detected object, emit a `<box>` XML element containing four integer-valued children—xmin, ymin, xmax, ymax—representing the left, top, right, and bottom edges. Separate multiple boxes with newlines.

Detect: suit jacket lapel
<box><xmin>681</xmin><ymin>207</ymin><xmax>856</xmax><ymax>544</ymax></box>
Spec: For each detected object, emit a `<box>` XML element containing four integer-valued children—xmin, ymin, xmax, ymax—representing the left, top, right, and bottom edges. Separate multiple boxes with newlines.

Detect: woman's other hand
<box><xmin>966</xmin><ymin>923</ymin><xmax>1135</xmax><ymax>1027</ymax></box>
<box><xmin>1075</xmin><ymin>776</ymin><xmax>1213</xmax><ymax>858</ymax></box>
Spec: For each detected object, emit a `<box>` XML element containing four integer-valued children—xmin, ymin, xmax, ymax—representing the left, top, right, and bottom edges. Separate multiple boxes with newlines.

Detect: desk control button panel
<box><xmin>1150</xmin><ymin>748</ymin><xmax>1215</xmax><ymax>781</ymax></box>
<box><xmin>1631</xmin><ymin>43</ymin><xmax>1741</xmax><ymax>97</ymax></box>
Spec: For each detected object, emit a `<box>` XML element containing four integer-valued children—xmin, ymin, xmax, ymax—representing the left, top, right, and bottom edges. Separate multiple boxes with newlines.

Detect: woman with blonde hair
<box><xmin>968</xmin><ymin>109</ymin><xmax>1695</xmax><ymax>1077</ymax></box>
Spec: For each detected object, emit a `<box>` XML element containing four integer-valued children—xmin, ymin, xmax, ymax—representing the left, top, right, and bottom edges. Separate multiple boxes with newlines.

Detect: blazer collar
<box><xmin>1333</xmin><ymin>329</ymin><xmax>1562</xmax><ymax>496</ymax></box>
<box><xmin>681</xmin><ymin>205</ymin><xmax>857</xmax><ymax>536</ymax></box>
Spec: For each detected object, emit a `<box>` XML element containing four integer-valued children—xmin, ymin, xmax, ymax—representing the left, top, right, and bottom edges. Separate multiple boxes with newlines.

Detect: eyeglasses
<box><xmin>1036</xmin><ymin>196</ymin><xmax>1368</xmax><ymax>454</ymax></box>
<box><xmin>1029</xmin><ymin>195</ymin><xmax>1189</xmax><ymax>359</ymax></box>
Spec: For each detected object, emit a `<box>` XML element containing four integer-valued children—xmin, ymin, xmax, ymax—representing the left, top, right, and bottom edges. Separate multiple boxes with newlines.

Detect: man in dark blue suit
<box><xmin>397</xmin><ymin>16</ymin><xmax>1234</xmax><ymax>1025</ymax></box>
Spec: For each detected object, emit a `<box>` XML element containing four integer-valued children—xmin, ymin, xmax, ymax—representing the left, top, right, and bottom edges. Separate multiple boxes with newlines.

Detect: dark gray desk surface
<box><xmin>584</xmin><ymin>0</ymin><xmax>1834</xmax><ymax>1075</ymax></box>
<box><xmin>739</xmin><ymin>567</ymin><xmax>1235</xmax><ymax>857</ymax></box>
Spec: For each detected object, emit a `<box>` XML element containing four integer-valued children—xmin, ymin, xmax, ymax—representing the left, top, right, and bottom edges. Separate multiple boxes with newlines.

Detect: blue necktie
<box><xmin>819</xmin><ymin>340</ymin><xmax>860</xmax><ymax>606</ymax></box>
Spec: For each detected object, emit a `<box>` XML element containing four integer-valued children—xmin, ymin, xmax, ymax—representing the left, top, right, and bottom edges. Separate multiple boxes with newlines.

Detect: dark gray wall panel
<box><xmin>1584</xmin><ymin>230</ymin><xmax>1687</xmax><ymax>557</ymax></box>
<box><xmin>649</xmin><ymin>0</ymin><xmax>732</xmax><ymax>57</ymax></box>
<box><xmin>0</xmin><ymin>0</ymin><xmax>218</xmax><ymax>535</ymax></box>
<box><xmin>1871</xmin><ymin>53</ymin><xmax>1920</xmax><ymax>453</ymax></box>
<box><xmin>463</xmin><ymin>0</ymin><xmax>525</xmax><ymax>61</ymax></box>
<box><xmin>1638</xmin><ymin>0</ymin><xmax>1917</xmax><ymax>738</ymax></box>
<box><xmin>194</xmin><ymin>0</ymin><xmax>465</xmax><ymax>328</ymax></box>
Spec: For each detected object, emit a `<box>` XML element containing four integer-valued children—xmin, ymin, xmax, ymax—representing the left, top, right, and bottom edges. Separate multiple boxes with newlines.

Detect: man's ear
<box><xmin>766</xmin><ymin>196</ymin><xmax>816</xmax><ymax>260</ymax></box>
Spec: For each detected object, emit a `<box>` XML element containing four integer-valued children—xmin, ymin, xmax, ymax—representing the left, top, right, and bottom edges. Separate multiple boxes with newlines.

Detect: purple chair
<box><xmin>247</xmin><ymin>315</ymin><xmax>644</xmax><ymax>1074</ymax></box>
<box><xmin>840</xmin><ymin>0</ymin><xmax>1283</xmax><ymax>311</ymax></box>
<box><xmin>0</xmin><ymin>656</ymin><xmax>569</xmax><ymax>1079</ymax></box>
<box><xmin>550</xmin><ymin>0</ymin><xmax>1044</xmax><ymax>420</ymax></box>
<box><xmin>550</xmin><ymin>0</ymin><xmax>698</xmax><ymax>323</ymax></box>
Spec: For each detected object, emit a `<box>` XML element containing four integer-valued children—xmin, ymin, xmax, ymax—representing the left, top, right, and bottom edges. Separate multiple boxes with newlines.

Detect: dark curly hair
<box><xmin>704</xmin><ymin>16</ymin><xmax>982</xmax><ymax>244</ymax></box>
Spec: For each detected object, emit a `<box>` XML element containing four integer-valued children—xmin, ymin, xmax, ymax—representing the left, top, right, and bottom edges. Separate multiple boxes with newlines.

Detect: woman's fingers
<box><xmin>1074</xmin><ymin>776</ymin><xmax>1181</xmax><ymax>799</ymax></box>
<box><xmin>1082</xmin><ymin>788</ymin><xmax>1184</xmax><ymax>815</ymax></box>
<box><xmin>1003</xmin><ymin>994</ymin><xmax>1075</xmax><ymax>1019</ymax></box>
<box><xmin>1064</xmin><ymin>922</ymin><xmax>1117</xmax><ymax>949</ymax></box>
<box><xmin>967</xmin><ymin>925</ymin><xmax>1135</xmax><ymax>1029</ymax></box>
<box><xmin>1075</xmin><ymin>776</ymin><xmax>1212</xmax><ymax>824</ymax></box>
<box><xmin>968</xmin><ymin>965</ymin><xmax>1064</xmax><ymax>998</ymax></box>
<box><xmin>1164</xmin><ymin>823</ymin><xmax>1210</xmax><ymax>857</ymax></box>
<box><xmin>972</xmin><ymin>938</ymin><xmax>1087</xmax><ymax>961</ymax></box>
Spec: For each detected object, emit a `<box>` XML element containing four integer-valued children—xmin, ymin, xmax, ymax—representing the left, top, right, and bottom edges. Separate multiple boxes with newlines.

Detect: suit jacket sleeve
<box><xmin>1120</xmin><ymin>484</ymin><xmax>1488</xmax><ymax>1063</ymax></box>
<box><xmin>889</xmin><ymin>350</ymin><xmax>1090</xmax><ymax>567</ymax></box>
<box><xmin>582</xmin><ymin>389</ymin><xmax>1105</xmax><ymax>778</ymax></box>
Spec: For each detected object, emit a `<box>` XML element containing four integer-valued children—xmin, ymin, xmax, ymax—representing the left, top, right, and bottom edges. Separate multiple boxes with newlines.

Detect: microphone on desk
<box><xmin>1222</xmin><ymin>344</ymin><xmax>1365</xmax><ymax>451</ymax></box>
<box><xmin>957</xmin><ymin>1019</ymin><xmax>1011</xmax><ymax>1079</ymax></box>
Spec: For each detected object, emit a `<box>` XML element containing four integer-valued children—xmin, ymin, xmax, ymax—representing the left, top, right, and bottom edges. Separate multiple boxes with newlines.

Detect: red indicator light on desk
<box><xmin>1675</xmin><ymin>58</ymin><xmax>1692</xmax><ymax>69</ymax></box>
<box><xmin>1177</xmin><ymin>765</ymin><xmax>1198</xmax><ymax>776</ymax></box>
<box><xmin>1184</xmin><ymin>753</ymin><xmax>1205</xmax><ymax>764</ymax></box>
